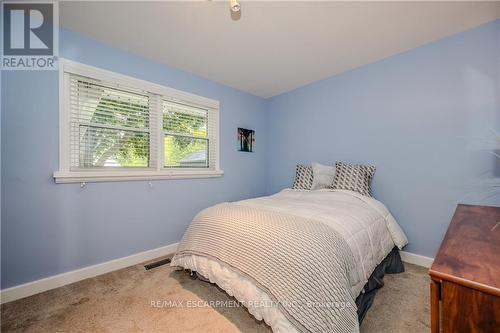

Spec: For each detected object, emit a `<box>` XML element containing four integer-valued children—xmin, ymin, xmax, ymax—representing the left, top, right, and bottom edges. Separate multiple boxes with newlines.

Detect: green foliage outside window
<box><xmin>163</xmin><ymin>109</ymin><xmax>208</xmax><ymax>167</ymax></box>
<box><xmin>81</xmin><ymin>96</ymin><xmax>150</xmax><ymax>167</ymax></box>
<box><xmin>79</xmin><ymin>83</ymin><xmax>210</xmax><ymax>169</ymax></box>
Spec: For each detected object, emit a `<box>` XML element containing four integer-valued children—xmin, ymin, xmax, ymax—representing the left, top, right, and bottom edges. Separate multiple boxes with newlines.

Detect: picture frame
<box><xmin>237</xmin><ymin>128</ymin><xmax>255</xmax><ymax>152</ymax></box>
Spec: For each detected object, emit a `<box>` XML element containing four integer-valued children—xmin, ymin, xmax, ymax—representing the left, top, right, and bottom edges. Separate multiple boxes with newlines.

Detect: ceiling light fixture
<box><xmin>230</xmin><ymin>0</ymin><xmax>240</xmax><ymax>12</ymax></box>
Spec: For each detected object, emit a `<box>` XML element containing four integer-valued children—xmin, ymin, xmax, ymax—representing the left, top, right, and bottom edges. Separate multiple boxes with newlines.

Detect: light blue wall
<box><xmin>1</xmin><ymin>29</ymin><xmax>268</xmax><ymax>289</ymax></box>
<box><xmin>265</xmin><ymin>20</ymin><xmax>500</xmax><ymax>258</ymax></box>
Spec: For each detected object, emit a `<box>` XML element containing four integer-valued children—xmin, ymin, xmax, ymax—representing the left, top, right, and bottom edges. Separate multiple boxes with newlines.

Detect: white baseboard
<box><xmin>0</xmin><ymin>242</ymin><xmax>179</xmax><ymax>304</ymax></box>
<box><xmin>0</xmin><ymin>244</ymin><xmax>431</xmax><ymax>304</ymax></box>
<box><xmin>400</xmin><ymin>250</ymin><xmax>434</xmax><ymax>268</ymax></box>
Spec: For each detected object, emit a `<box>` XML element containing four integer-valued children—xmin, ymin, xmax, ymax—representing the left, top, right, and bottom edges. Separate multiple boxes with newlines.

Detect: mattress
<box><xmin>172</xmin><ymin>189</ymin><xmax>408</xmax><ymax>333</ymax></box>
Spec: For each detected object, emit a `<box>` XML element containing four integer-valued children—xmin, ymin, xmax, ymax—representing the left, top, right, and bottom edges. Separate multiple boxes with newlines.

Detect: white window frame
<box><xmin>54</xmin><ymin>58</ymin><xmax>223</xmax><ymax>184</ymax></box>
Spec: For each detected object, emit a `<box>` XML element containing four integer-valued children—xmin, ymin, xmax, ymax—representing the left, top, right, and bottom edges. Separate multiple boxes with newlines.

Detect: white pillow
<box><xmin>311</xmin><ymin>162</ymin><xmax>335</xmax><ymax>190</ymax></box>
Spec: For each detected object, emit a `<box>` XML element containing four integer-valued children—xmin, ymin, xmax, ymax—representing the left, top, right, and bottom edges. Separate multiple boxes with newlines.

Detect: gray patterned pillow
<box><xmin>332</xmin><ymin>161</ymin><xmax>376</xmax><ymax>196</ymax></box>
<box><xmin>292</xmin><ymin>165</ymin><xmax>313</xmax><ymax>190</ymax></box>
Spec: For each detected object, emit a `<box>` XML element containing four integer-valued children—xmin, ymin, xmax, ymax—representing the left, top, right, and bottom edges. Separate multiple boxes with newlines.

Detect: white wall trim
<box><xmin>53</xmin><ymin>170</ymin><xmax>224</xmax><ymax>184</ymax></box>
<box><xmin>59</xmin><ymin>58</ymin><xmax>219</xmax><ymax>109</ymax></box>
<box><xmin>0</xmin><ymin>245</ymin><xmax>433</xmax><ymax>304</ymax></box>
<box><xmin>400</xmin><ymin>250</ymin><xmax>434</xmax><ymax>268</ymax></box>
<box><xmin>0</xmin><ymin>242</ymin><xmax>179</xmax><ymax>304</ymax></box>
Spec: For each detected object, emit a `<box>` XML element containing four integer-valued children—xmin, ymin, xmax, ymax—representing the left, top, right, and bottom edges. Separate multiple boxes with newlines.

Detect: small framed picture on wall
<box><xmin>237</xmin><ymin>128</ymin><xmax>255</xmax><ymax>152</ymax></box>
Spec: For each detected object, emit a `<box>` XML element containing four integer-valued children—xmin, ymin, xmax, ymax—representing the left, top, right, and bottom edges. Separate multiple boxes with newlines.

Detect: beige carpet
<box><xmin>1</xmin><ymin>258</ymin><xmax>430</xmax><ymax>333</ymax></box>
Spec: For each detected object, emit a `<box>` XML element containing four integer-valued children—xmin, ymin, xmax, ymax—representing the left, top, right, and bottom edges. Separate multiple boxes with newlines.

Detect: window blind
<box><xmin>69</xmin><ymin>74</ymin><xmax>158</xmax><ymax>169</ymax></box>
<box><xmin>163</xmin><ymin>100</ymin><xmax>218</xmax><ymax>169</ymax></box>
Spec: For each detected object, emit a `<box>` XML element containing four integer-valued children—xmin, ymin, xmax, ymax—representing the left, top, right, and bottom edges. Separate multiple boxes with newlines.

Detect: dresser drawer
<box><xmin>441</xmin><ymin>281</ymin><xmax>500</xmax><ymax>333</ymax></box>
<box><xmin>429</xmin><ymin>204</ymin><xmax>500</xmax><ymax>333</ymax></box>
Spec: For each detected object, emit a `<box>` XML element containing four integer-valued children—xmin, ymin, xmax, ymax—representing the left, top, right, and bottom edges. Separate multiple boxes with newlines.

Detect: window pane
<box><xmin>77</xmin><ymin>125</ymin><xmax>149</xmax><ymax>168</ymax></box>
<box><xmin>163</xmin><ymin>101</ymin><xmax>207</xmax><ymax>138</ymax></box>
<box><xmin>70</xmin><ymin>75</ymin><xmax>153</xmax><ymax>170</ymax></box>
<box><xmin>164</xmin><ymin>135</ymin><xmax>208</xmax><ymax>168</ymax></box>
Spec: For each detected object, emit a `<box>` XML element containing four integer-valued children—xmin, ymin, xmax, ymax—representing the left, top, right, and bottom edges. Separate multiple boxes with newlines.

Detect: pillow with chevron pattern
<box><xmin>292</xmin><ymin>165</ymin><xmax>313</xmax><ymax>190</ymax></box>
<box><xmin>332</xmin><ymin>161</ymin><xmax>376</xmax><ymax>197</ymax></box>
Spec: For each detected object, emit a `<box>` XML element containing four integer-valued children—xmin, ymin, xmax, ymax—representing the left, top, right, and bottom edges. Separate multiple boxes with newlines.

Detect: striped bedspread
<box><xmin>172</xmin><ymin>202</ymin><xmax>359</xmax><ymax>333</ymax></box>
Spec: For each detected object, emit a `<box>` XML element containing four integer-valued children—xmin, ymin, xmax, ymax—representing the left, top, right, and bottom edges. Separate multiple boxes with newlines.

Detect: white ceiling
<box><xmin>60</xmin><ymin>1</ymin><xmax>500</xmax><ymax>98</ymax></box>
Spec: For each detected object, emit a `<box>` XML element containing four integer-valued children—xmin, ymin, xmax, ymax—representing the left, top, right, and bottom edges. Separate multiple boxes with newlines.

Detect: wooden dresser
<box><xmin>429</xmin><ymin>204</ymin><xmax>500</xmax><ymax>333</ymax></box>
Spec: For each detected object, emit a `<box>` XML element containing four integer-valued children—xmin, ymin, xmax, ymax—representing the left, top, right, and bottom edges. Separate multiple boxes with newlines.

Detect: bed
<box><xmin>171</xmin><ymin>189</ymin><xmax>408</xmax><ymax>333</ymax></box>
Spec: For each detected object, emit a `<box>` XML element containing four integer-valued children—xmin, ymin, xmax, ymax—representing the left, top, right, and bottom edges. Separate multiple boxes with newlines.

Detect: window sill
<box><xmin>53</xmin><ymin>169</ymin><xmax>224</xmax><ymax>184</ymax></box>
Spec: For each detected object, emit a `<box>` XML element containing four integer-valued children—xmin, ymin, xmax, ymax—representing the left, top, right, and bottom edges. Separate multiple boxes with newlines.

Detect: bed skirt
<box><xmin>356</xmin><ymin>246</ymin><xmax>405</xmax><ymax>323</ymax></box>
<box><xmin>184</xmin><ymin>246</ymin><xmax>404</xmax><ymax>328</ymax></box>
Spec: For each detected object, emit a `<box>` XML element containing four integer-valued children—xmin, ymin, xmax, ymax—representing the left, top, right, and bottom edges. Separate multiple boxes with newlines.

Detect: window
<box><xmin>163</xmin><ymin>101</ymin><xmax>209</xmax><ymax>169</ymax></box>
<box><xmin>54</xmin><ymin>59</ymin><xmax>222</xmax><ymax>183</ymax></box>
<box><xmin>69</xmin><ymin>75</ymin><xmax>155</xmax><ymax>169</ymax></box>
